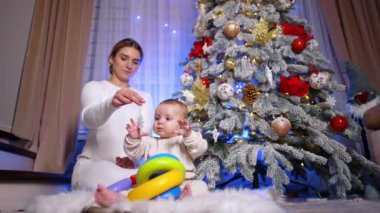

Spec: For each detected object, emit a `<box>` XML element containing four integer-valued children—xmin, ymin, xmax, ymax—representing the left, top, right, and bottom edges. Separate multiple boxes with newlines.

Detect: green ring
<box><xmin>136</xmin><ymin>157</ymin><xmax>186</xmax><ymax>185</ymax></box>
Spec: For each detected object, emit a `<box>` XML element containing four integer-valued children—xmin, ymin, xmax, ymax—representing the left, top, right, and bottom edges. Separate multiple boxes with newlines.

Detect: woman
<box><xmin>71</xmin><ymin>38</ymin><xmax>153</xmax><ymax>191</ymax></box>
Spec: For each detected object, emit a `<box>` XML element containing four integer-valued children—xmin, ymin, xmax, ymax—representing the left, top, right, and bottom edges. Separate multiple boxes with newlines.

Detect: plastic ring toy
<box><xmin>136</xmin><ymin>156</ymin><xmax>185</xmax><ymax>185</ymax></box>
<box><xmin>127</xmin><ymin>170</ymin><xmax>185</xmax><ymax>201</ymax></box>
<box><xmin>157</xmin><ymin>186</ymin><xmax>181</xmax><ymax>199</ymax></box>
<box><xmin>106</xmin><ymin>177</ymin><xmax>132</xmax><ymax>192</ymax></box>
<box><xmin>146</xmin><ymin>153</ymin><xmax>179</xmax><ymax>161</ymax></box>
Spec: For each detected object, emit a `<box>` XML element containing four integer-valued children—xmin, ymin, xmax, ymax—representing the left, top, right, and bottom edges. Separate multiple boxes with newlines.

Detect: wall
<box><xmin>0</xmin><ymin>0</ymin><xmax>35</xmax><ymax>132</ymax></box>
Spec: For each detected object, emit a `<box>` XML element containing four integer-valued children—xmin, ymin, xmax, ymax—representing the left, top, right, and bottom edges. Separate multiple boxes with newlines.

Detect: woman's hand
<box><xmin>176</xmin><ymin>119</ymin><xmax>192</xmax><ymax>137</ymax></box>
<box><xmin>112</xmin><ymin>87</ymin><xmax>145</xmax><ymax>107</ymax></box>
<box><xmin>126</xmin><ymin>118</ymin><xmax>148</xmax><ymax>139</ymax></box>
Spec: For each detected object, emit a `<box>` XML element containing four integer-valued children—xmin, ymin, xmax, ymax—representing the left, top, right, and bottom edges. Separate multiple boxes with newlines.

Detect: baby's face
<box><xmin>153</xmin><ymin>104</ymin><xmax>184</xmax><ymax>138</ymax></box>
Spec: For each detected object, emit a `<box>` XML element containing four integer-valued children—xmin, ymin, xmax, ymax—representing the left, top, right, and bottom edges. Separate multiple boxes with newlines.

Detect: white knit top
<box><xmin>79</xmin><ymin>80</ymin><xmax>153</xmax><ymax>162</ymax></box>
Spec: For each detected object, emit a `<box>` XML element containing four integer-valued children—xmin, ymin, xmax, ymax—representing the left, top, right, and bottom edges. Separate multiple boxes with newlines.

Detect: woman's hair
<box><xmin>108</xmin><ymin>38</ymin><xmax>144</xmax><ymax>74</ymax></box>
<box><xmin>159</xmin><ymin>99</ymin><xmax>188</xmax><ymax>118</ymax></box>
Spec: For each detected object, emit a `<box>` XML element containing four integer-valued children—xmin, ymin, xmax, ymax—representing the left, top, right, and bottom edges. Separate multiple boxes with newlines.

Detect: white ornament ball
<box><xmin>310</xmin><ymin>72</ymin><xmax>330</xmax><ymax>89</ymax></box>
<box><xmin>180</xmin><ymin>73</ymin><xmax>194</xmax><ymax>87</ymax></box>
<box><xmin>217</xmin><ymin>83</ymin><xmax>234</xmax><ymax>100</ymax></box>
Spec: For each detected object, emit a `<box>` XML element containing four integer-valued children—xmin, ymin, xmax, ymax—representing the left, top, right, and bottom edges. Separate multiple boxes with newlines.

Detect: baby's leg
<box><xmin>180</xmin><ymin>180</ymin><xmax>208</xmax><ymax>199</ymax></box>
<box><xmin>95</xmin><ymin>184</ymin><xmax>124</xmax><ymax>207</ymax></box>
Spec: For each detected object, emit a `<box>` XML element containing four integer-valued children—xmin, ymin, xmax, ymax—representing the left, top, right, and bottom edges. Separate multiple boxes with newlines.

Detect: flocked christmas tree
<box><xmin>175</xmin><ymin>0</ymin><xmax>380</xmax><ymax>199</ymax></box>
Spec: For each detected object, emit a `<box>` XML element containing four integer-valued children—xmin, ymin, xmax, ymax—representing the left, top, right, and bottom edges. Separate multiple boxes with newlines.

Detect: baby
<box><xmin>95</xmin><ymin>99</ymin><xmax>208</xmax><ymax>207</ymax></box>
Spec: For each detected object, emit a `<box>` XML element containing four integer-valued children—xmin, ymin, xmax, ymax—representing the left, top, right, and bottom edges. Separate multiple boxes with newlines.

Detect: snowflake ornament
<box><xmin>265</xmin><ymin>65</ymin><xmax>275</xmax><ymax>89</ymax></box>
<box><xmin>211</xmin><ymin>127</ymin><xmax>220</xmax><ymax>143</ymax></box>
<box><xmin>307</xmin><ymin>39</ymin><xmax>319</xmax><ymax>51</ymax></box>
<box><xmin>325</xmin><ymin>95</ymin><xmax>336</xmax><ymax>107</ymax></box>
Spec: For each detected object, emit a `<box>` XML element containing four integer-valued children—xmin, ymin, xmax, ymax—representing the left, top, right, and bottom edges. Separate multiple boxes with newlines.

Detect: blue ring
<box><xmin>156</xmin><ymin>186</ymin><xmax>181</xmax><ymax>200</ymax></box>
<box><xmin>147</xmin><ymin>153</ymin><xmax>179</xmax><ymax>162</ymax></box>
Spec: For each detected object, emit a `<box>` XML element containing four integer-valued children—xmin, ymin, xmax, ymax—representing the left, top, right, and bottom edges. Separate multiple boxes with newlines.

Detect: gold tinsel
<box><xmin>242</xmin><ymin>0</ymin><xmax>253</xmax><ymax>3</ymax></box>
<box><xmin>252</xmin><ymin>18</ymin><xmax>280</xmax><ymax>44</ymax></box>
<box><xmin>242</xmin><ymin>9</ymin><xmax>257</xmax><ymax>18</ymax></box>
<box><xmin>188</xmin><ymin>77</ymin><xmax>210</xmax><ymax>113</ymax></box>
<box><xmin>243</xmin><ymin>84</ymin><xmax>259</xmax><ymax>105</ymax></box>
<box><xmin>212</xmin><ymin>9</ymin><xmax>224</xmax><ymax>19</ymax></box>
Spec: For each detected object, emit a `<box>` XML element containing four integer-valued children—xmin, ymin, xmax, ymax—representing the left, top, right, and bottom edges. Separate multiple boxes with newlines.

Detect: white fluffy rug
<box><xmin>26</xmin><ymin>188</ymin><xmax>285</xmax><ymax>213</ymax></box>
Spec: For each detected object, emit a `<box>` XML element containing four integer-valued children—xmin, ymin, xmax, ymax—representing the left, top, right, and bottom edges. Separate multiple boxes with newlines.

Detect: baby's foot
<box><xmin>179</xmin><ymin>184</ymin><xmax>193</xmax><ymax>200</ymax></box>
<box><xmin>95</xmin><ymin>184</ymin><xmax>123</xmax><ymax>207</ymax></box>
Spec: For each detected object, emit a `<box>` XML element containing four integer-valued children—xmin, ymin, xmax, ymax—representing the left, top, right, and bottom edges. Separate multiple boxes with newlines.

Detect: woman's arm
<box><xmin>81</xmin><ymin>82</ymin><xmax>117</xmax><ymax>128</ymax></box>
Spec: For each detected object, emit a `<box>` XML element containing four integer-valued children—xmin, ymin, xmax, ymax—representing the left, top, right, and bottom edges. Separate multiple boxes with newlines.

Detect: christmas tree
<box><xmin>176</xmin><ymin>0</ymin><xmax>380</xmax><ymax>198</ymax></box>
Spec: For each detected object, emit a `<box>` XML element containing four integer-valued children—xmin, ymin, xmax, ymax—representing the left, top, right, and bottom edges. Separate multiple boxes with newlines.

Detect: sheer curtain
<box><xmin>83</xmin><ymin>0</ymin><xmax>198</xmax><ymax>109</ymax></box>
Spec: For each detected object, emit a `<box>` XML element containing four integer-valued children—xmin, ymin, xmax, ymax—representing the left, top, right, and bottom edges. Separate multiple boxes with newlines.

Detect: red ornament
<box><xmin>291</xmin><ymin>38</ymin><xmax>307</xmax><ymax>54</ymax></box>
<box><xmin>354</xmin><ymin>91</ymin><xmax>370</xmax><ymax>104</ymax></box>
<box><xmin>330</xmin><ymin>115</ymin><xmax>349</xmax><ymax>132</ymax></box>
<box><xmin>282</xmin><ymin>23</ymin><xmax>313</xmax><ymax>41</ymax></box>
<box><xmin>201</xmin><ymin>77</ymin><xmax>210</xmax><ymax>88</ymax></box>
<box><xmin>188</xmin><ymin>37</ymin><xmax>212</xmax><ymax>58</ymax></box>
<box><xmin>278</xmin><ymin>75</ymin><xmax>309</xmax><ymax>97</ymax></box>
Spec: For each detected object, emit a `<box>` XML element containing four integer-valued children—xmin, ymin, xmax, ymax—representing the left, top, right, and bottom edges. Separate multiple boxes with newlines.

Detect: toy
<box><xmin>127</xmin><ymin>153</ymin><xmax>186</xmax><ymax>201</ymax></box>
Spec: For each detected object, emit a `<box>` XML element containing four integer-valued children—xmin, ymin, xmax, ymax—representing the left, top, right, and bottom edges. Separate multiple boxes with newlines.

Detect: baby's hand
<box><xmin>126</xmin><ymin>118</ymin><xmax>148</xmax><ymax>139</ymax></box>
<box><xmin>176</xmin><ymin>119</ymin><xmax>192</xmax><ymax>137</ymax></box>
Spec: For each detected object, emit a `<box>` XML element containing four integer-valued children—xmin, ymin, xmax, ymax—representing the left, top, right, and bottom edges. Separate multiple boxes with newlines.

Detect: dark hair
<box><xmin>108</xmin><ymin>38</ymin><xmax>144</xmax><ymax>74</ymax></box>
<box><xmin>159</xmin><ymin>99</ymin><xmax>188</xmax><ymax>118</ymax></box>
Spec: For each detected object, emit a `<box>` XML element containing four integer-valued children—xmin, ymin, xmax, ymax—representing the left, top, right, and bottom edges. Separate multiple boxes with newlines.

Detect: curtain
<box><xmin>83</xmin><ymin>0</ymin><xmax>198</xmax><ymax>109</ymax></box>
<box><xmin>11</xmin><ymin>0</ymin><xmax>94</xmax><ymax>173</ymax></box>
<box><xmin>319</xmin><ymin>0</ymin><xmax>380</xmax><ymax>92</ymax></box>
<box><xmin>290</xmin><ymin>0</ymin><xmax>347</xmax><ymax>111</ymax></box>
<box><xmin>319</xmin><ymin>0</ymin><xmax>380</xmax><ymax>162</ymax></box>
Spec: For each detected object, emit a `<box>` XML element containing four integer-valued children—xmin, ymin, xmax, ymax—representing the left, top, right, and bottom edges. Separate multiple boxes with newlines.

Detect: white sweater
<box><xmin>79</xmin><ymin>80</ymin><xmax>153</xmax><ymax>162</ymax></box>
<box><xmin>124</xmin><ymin>131</ymin><xmax>208</xmax><ymax>179</ymax></box>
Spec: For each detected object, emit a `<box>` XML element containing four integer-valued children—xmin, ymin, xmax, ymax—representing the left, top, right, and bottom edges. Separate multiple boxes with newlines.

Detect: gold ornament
<box><xmin>252</xmin><ymin>18</ymin><xmax>280</xmax><ymax>44</ymax></box>
<box><xmin>223</xmin><ymin>20</ymin><xmax>241</xmax><ymax>38</ymax></box>
<box><xmin>224</xmin><ymin>58</ymin><xmax>236</xmax><ymax>70</ymax></box>
<box><xmin>242</xmin><ymin>84</ymin><xmax>259</xmax><ymax>105</ymax></box>
<box><xmin>251</xmin><ymin>56</ymin><xmax>262</xmax><ymax>65</ymax></box>
<box><xmin>271</xmin><ymin>116</ymin><xmax>291</xmax><ymax>137</ymax></box>
<box><xmin>212</xmin><ymin>10</ymin><xmax>224</xmax><ymax>19</ymax></box>
<box><xmin>301</xmin><ymin>95</ymin><xmax>311</xmax><ymax>104</ymax></box>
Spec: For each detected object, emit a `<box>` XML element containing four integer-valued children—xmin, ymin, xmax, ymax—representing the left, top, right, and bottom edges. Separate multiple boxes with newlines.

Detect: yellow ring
<box><xmin>136</xmin><ymin>157</ymin><xmax>185</xmax><ymax>185</ymax></box>
<box><xmin>127</xmin><ymin>170</ymin><xmax>185</xmax><ymax>201</ymax></box>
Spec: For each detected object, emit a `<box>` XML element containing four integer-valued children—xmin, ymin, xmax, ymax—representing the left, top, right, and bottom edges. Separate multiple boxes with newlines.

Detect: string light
<box><xmin>136</xmin><ymin>15</ymin><xmax>141</xmax><ymax>20</ymax></box>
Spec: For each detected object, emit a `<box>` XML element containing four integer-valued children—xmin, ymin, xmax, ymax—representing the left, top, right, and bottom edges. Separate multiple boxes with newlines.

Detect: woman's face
<box><xmin>109</xmin><ymin>46</ymin><xmax>141</xmax><ymax>86</ymax></box>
